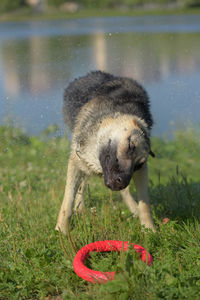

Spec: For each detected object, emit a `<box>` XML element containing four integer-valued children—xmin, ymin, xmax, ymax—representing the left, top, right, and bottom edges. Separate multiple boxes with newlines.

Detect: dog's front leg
<box><xmin>133</xmin><ymin>163</ymin><xmax>156</xmax><ymax>232</ymax></box>
<box><xmin>55</xmin><ymin>155</ymin><xmax>84</xmax><ymax>235</ymax></box>
<box><xmin>74</xmin><ymin>178</ymin><xmax>86</xmax><ymax>213</ymax></box>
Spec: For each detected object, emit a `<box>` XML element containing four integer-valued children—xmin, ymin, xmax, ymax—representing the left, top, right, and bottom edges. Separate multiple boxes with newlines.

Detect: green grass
<box><xmin>0</xmin><ymin>125</ymin><xmax>200</xmax><ymax>299</ymax></box>
<box><xmin>1</xmin><ymin>6</ymin><xmax>200</xmax><ymax>22</ymax></box>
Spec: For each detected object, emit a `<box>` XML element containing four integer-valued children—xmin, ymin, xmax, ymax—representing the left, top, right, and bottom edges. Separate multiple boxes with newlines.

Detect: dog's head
<box><xmin>99</xmin><ymin>116</ymin><xmax>154</xmax><ymax>191</ymax></box>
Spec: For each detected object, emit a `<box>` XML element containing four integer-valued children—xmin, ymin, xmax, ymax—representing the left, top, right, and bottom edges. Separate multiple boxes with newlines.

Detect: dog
<box><xmin>56</xmin><ymin>71</ymin><xmax>155</xmax><ymax>234</ymax></box>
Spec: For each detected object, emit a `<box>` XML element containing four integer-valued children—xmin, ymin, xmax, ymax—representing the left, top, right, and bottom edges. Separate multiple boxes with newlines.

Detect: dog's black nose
<box><xmin>105</xmin><ymin>179</ymin><xmax>112</xmax><ymax>189</ymax></box>
<box><xmin>105</xmin><ymin>177</ymin><xmax>125</xmax><ymax>191</ymax></box>
<box><xmin>105</xmin><ymin>173</ymin><xmax>132</xmax><ymax>191</ymax></box>
<box><xmin>115</xmin><ymin>176</ymin><xmax>126</xmax><ymax>190</ymax></box>
<box><xmin>116</xmin><ymin>176</ymin><xmax>122</xmax><ymax>184</ymax></box>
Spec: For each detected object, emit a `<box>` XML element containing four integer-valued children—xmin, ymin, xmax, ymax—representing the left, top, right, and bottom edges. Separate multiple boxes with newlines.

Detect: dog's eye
<box><xmin>134</xmin><ymin>157</ymin><xmax>146</xmax><ymax>171</ymax></box>
<box><xmin>128</xmin><ymin>136</ymin><xmax>135</xmax><ymax>153</ymax></box>
<box><xmin>134</xmin><ymin>162</ymin><xmax>144</xmax><ymax>171</ymax></box>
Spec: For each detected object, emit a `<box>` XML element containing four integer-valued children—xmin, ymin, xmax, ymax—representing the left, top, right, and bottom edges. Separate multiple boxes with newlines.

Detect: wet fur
<box><xmin>56</xmin><ymin>71</ymin><xmax>155</xmax><ymax>234</ymax></box>
<box><xmin>63</xmin><ymin>70</ymin><xmax>153</xmax><ymax>131</ymax></box>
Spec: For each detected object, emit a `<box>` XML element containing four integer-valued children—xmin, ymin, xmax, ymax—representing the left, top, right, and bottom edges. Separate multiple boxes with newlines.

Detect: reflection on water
<box><xmin>0</xmin><ymin>16</ymin><xmax>200</xmax><ymax>136</ymax></box>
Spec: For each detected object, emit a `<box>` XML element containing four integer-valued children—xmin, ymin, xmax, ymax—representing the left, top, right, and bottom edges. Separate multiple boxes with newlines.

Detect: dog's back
<box><xmin>63</xmin><ymin>71</ymin><xmax>153</xmax><ymax>131</ymax></box>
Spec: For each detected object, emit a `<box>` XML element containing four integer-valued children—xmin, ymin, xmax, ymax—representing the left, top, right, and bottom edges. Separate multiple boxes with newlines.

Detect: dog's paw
<box><xmin>55</xmin><ymin>223</ymin><xmax>67</xmax><ymax>235</ymax></box>
<box><xmin>142</xmin><ymin>223</ymin><xmax>156</xmax><ymax>233</ymax></box>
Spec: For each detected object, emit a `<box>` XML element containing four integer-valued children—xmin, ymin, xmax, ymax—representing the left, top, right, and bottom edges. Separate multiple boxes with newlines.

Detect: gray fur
<box><xmin>63</xmin><ymin>70</ymin><xmax>153</xmax><ymax>131</ymax></box>
<box><xmin>56</xmin><ymin>71</ymin><xmax>156</xmax><ymax>234</ymax></box>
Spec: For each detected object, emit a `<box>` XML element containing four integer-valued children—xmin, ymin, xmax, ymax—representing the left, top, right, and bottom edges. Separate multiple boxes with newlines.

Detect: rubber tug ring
<box><xmin>73</xmin><ymin>240</ymin><xmax>153</xmax><ymax>283</ymax></box>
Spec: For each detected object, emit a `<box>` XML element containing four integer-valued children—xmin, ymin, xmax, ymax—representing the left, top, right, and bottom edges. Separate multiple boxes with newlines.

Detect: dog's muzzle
<box><xmin>104</xmin><ymin>173</ymin><xmax>132</xmax><ymax>191</ymax></box>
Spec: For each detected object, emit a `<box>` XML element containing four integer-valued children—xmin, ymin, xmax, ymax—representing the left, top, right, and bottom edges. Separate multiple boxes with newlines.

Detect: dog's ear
<box><xmin>149</xmin><ymin>150</ymin><xmax>155</xmax><ymax>157</ymax></box>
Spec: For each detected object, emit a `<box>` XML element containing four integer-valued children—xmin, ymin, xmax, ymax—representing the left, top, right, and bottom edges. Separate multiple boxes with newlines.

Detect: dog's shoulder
<box><xmin>63</xmin><ymin>71</ymin><xmax>114</xmax><ymax>130</ymax></box>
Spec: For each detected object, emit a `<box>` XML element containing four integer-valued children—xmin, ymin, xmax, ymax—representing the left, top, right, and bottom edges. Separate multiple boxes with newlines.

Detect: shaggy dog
<box><xmin>56</xmin><ymin>71</ymin><xmax>155</xmax><ymax>234</ymax></box>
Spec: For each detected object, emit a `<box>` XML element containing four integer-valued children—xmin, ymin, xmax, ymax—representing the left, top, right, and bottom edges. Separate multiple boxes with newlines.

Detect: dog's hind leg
<box><xmin>133</xmin><ymin>164</ymin><xmax>156</xmax><ymax>232</ymax></box>
<box><xmin>55</xmin><ymin>155</ymin><xmax>84</xmax><ymax>235</ymax></box>
<box><xmin>120</xmin><ymin>186</ymin><xmax>138</xmax><ymax>216</ymax></box>
<box><xmin>74</xmin><ymin>178</ymin><xmax>86</xmax><ymax>213</ymax></box>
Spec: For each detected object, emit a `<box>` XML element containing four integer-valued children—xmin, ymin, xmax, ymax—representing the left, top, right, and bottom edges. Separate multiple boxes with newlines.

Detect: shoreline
<box><xmin>1</xmin><ymin>7</ymin><xmax>200</xmax><ymax>23</ymax></box>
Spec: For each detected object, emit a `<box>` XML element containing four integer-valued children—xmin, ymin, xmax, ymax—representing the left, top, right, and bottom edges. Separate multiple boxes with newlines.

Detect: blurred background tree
<box><xmin>0</xmin><ymin>0</ymin><xmax>200</xmax><ymax>13</ymax></box>
<box><xmin>47</xmin><ymin>0</ymin><xmax>66</xmax><ymax>6</ymax></box>
<box><xmin>46</xmin><ymin>0</ymin><xmax>200</xmax><ymax>8</ymax></box>
<box><xmin>0</xmin><ymin>0</ymin><xmax>26</xmax><ymax>12</ymax></box>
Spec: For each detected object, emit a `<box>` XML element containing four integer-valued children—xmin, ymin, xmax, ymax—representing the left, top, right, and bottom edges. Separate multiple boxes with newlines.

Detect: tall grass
<box><xmin>0</xmin><ymin>125</ymin><xmax>200</xmax><ymax>299</ymax></box>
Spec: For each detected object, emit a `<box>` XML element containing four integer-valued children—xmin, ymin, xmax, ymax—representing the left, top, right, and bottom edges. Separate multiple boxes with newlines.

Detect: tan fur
<box><xmin>56</xmin><ymin>97</ymin><xmax>155</xmax><ymax>234</ymax></box>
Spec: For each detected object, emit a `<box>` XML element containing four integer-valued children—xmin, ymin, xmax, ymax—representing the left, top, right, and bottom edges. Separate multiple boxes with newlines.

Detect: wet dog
<box><xmin>56</xmin><ymin>71</ymin><xmax>155</xmax><ymax>234</ymax></box>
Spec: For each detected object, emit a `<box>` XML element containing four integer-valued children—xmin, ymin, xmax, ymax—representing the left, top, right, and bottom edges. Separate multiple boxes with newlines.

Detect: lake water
<box><xmin>0</xmin><ymin>14</ymin><xmax>200</xmax><ymax>137</ymax></box>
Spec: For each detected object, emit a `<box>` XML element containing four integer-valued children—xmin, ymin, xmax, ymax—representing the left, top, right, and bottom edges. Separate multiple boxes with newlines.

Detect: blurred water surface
<box><xmin>0</xmin><ymin>15</ymin><xmax>200</xmax><ymax>136</ymax></box>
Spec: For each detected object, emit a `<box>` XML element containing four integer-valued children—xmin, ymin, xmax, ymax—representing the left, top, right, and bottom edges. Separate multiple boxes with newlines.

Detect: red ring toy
<box><xmin>73</xmin><ymin>240</ymin><xmax>153</xmax><ymax>283</ymax></box>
